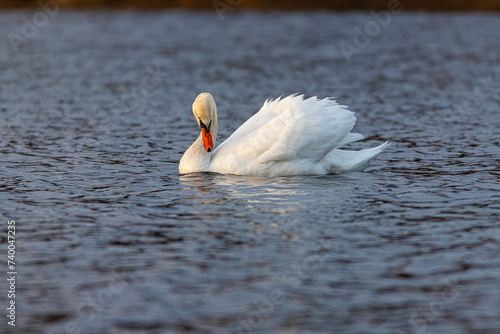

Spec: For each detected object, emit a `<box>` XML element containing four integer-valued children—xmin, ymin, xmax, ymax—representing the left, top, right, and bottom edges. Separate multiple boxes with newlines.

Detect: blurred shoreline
<box><xmin>1</xmin><ymin>0</ymin><xmax>500</xmax><ymax>11</ymax></box>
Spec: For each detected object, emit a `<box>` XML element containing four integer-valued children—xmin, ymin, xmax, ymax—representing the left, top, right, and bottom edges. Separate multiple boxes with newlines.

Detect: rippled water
<box><xmin>1</xmin><ymin>10</ymin><xmax>500</xmax><ymax>334</ymax></box>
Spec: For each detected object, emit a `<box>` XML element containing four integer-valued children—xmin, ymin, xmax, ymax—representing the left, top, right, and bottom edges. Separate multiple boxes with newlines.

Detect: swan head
<box><xmin>192</xmin><ymin>92</ymin><xmax>217</xmax><ymax>152</ymax></box>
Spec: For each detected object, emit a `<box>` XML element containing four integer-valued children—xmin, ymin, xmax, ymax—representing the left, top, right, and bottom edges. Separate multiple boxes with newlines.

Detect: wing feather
<box><xmin>210</xmin><ymin>95</ymin><xmax>360</xmax><ymax>175</ymax></box>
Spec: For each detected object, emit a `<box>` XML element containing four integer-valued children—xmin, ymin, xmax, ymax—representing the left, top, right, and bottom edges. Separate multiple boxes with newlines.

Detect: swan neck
<box><xmin>211</xmin><ymin>106</ymin><xmax>218</xmax><ymax>146</ymax></box>
<box><xmin>179</xmin><ymin>134</ymin><xmax>212</xmax><ymax>173</ymax></box>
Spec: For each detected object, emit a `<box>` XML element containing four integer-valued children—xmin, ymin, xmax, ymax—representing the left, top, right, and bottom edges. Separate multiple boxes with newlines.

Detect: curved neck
<box><xmin>211</xmin><ymin>106</ymin><xmax>218</xmax><ymax>147</ymax></box>
<box><xmin>179</xmin><ymin>134</ymin><xmax>212</xmax><ymax>173</ymax></box>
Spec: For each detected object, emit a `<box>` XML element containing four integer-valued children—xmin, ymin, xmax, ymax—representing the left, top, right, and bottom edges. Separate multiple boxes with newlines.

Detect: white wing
<box><xmin>210</xmin><ymin>95</ymin><xmax>366</xmax><ymax>176</ymax></box>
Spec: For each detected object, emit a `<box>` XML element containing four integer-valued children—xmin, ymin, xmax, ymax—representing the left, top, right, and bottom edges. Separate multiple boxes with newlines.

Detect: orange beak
<box><xmin>201</xmin><ymin>128</ymin><xmax>213</xmax><ymax>152</ymax></box>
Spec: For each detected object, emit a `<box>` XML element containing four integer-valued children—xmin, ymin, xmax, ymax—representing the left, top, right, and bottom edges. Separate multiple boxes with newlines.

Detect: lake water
<box><xmin>1</xmin><ymin>10</ymin><xmax>499</xmax><ymax>334</ymax></box>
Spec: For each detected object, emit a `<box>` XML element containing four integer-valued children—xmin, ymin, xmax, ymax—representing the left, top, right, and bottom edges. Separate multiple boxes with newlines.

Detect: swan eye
<box><xmin>199</xmin><ymin>119</ymin><xmax>212</xmax><ymax>132</ymax></box>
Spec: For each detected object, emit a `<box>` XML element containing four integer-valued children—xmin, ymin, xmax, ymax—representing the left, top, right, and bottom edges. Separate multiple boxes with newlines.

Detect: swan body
<box><xmin>179</xmin><ymin>93</ymin><xmax>389</xmax><ymax>176</ymax></box>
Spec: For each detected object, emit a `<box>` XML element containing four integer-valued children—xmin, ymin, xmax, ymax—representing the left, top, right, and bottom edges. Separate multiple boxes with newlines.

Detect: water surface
<box><xmin>1</xmin><ymin>10</ymin><xmax>500</xmax><ymax>334</ymax></box>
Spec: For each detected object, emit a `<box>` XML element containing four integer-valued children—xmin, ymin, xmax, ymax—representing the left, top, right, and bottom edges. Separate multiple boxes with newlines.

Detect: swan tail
<box><xmin>337</xmin><ymin>132</ymin><xmax>365</xmax><ymax>147</ymax></box>
<box><xmin>324</xmin><ymin>141</ymin><xmax>390</xmax><ymax>173</ymax></box>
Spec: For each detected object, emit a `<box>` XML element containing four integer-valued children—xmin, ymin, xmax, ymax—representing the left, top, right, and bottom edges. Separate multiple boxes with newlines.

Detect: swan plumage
<box><xmin>179</xmin><ymin>93</ymin><xmax>389</xmax><ymax>176</ymax></box>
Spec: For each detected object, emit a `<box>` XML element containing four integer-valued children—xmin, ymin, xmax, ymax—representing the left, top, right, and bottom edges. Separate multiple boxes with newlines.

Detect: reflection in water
<box><xmin>180</xmin><ymin>173</ymin><xmax>307</xmax><ymax>212</ymax></box>
<box><xmin>178</xmin><ymin>172</ymin><xmax>376</xmax><ymax>227</ymax></box>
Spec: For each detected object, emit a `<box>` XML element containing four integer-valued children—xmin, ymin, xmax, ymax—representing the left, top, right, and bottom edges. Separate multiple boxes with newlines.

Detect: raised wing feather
<box><xmin>210</xmin><ymin>95</ymin><xmax>362</xmax><ymax>175</ymax></box>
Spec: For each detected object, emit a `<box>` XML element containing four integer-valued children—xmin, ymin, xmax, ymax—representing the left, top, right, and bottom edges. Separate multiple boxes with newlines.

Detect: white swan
<box><xmin>179</xmin><ymin>93</ymin><xmax>389</xmax><ymax>176</ymax></box>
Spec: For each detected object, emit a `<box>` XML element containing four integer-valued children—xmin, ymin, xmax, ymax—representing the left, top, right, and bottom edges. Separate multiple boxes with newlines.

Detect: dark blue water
<box><xmin>1</xmin><ymin>10</ymin><xmax>500</xmax><ymax>334</ymax></box>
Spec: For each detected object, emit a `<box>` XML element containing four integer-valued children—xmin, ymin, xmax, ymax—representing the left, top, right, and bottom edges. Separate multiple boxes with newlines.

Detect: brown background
<box><xmin>1</xmin><ymin>0</ymin><xmax>500</xmax><ymax>10</ymax></box>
